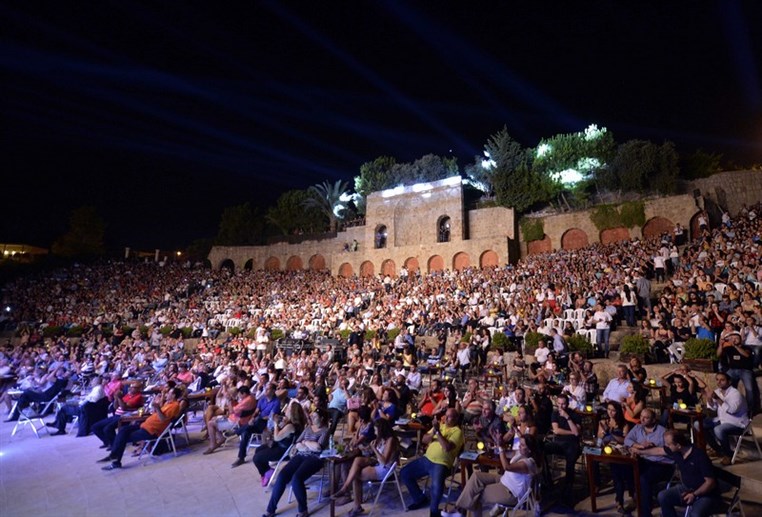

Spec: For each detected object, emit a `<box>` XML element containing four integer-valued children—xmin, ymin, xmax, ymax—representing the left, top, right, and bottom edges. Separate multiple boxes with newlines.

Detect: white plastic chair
<box><xmin>265</xmin><ymin>444</ymin><xmax>294</xmax><ymax>490</ymax></box>
<box><xmin>287</xmin><ymin>463</ymin><xmax>327</xmax><ymax>503</ymax></box>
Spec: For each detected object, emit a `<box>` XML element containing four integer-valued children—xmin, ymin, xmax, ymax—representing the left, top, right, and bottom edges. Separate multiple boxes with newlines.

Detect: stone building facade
<box><xmin>208</xmin><ymin>176</ymin><xmax>516</xmax><ymax>276</ymax></box>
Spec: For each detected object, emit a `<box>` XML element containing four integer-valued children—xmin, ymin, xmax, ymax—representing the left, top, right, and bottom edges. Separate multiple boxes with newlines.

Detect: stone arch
<box><xmin>264</xmin><ymin>256</ymin><xmax>280</xmax><ymax>271</ymax></box>
<box><xmin>527</xmin><ymin>235</ymin><xmax>552</xmax><ymax>255</ymax></box>
<box><xmin>338</xmin><ymin>262</ymin><xmax>353</xmax><ymax>278</ymax></box>
<box><xmin>381</xmin><ymin>259</ymin><xmax>396</xmax><ymax>277</ymax></box>
<box><xmin>308</xmin><ymin>254</ymin><xmax>326</xmax><ymax>271</ymax></box>
<box><xmin>428</xmin><ymin>255</ymin><xmax>444</xmax><ymax>273</ymax></box>
<box><xmin>404</xmin><ymin>257</ymin><xmax>420</xmax><ymax>273</ymax></box>
<box><xmin>600</xmin><ymin>227</ymin><xmax>630</xmax><ymax>245</ymax></box>
<box><xmin>480</xmin><ymin>250</ymin><xmax>499</xmax><ymax>268</ymax></box>
<box><xmin>561</xmin><ymin>228</ymin><xmax>589</xmax><ymax>250</ymax></box>
<box><xmin>689</xmin><ymin>211</ymin><xmax>704</xmax><ymax>240</ymax></box>
<box><xmin>360</xmin><ymin>260</ymin><xmax>375</xmax><ymax>278</ymax></box>
<box><xmin>453</xmin><ymin>252</ymin><xmax>470</xmax><ymax>271</ymax></box>
<box><xmin>243</xmin><ymin>258</ymin><xmax>254</xmax><ymax>271</ymax></box>
<box><xmin>219</xmin><ymin>258</ymin><xmax>235</xmax><ymax>272</ymax></box>
<box><xmin>642</xmin><ymin>216</ymin><xmax>674</xmax><ymax>240</ymax></box>
<box><xmin>286</xmin><ymin>256</ymin><xmax>303</xmax><ymax>271</ymax></box>
<box><xmin>374</xmin><ymin>224</ymin><xmax>388</xmax><ymax>249</ymax></box>
<box><xmin>437</xmin><ymin>215</ymin><xmax>451</xmax><ymax>242</ymax></box>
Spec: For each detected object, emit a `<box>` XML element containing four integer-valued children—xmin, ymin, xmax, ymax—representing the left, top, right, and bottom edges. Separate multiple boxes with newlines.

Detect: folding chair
<box><xmin>730</xmin><ymin>420</ymin><xmax>762</xmax><ymax>464</ymax></box>
<box><xmin>11</xmin><ymin>393</ymin><xmax>61</xmax><ymax>438</ymax></box>
<box><xmin>365</xmin><ymin>461</ymin><xmax>406</xmax><ymax>517</ymax></box>
<box><xmin>287</xmin><ymin>464</ymin><xmax>327</xmax><ymax>503</ymax></box>
<box><xmin>494</xmin><ymin>474</ymin><xmax>541</xmax><ymax>517</ymax></box>
<box><xmin>138</xmin><ymin>418</ymin><xmax>183</xmax><ymax>462</ymax></box>
<box><xmin>265</xmin><ymin>444</ymin><xmax>294</xmax><ymax>490</ymax></box>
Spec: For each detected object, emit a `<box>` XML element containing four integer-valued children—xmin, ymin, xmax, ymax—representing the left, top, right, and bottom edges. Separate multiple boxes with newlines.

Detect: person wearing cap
<box><xmin>717</xmin><ymin>331</ymin><xmax>756</xmax><ymax>413</ymax></box>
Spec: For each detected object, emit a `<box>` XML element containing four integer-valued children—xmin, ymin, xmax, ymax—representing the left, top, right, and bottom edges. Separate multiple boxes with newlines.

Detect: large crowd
<box><xmin>1</xmin><ymin>202</ymin><xmax>761</xmax><ymax>517</ymax></box>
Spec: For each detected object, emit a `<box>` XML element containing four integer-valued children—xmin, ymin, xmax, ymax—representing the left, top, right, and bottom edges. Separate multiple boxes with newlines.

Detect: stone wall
<box><xmin>687</xmin><ymin>169</ymin><xmax>762</xmax><ymax>216</ymax></box>
<box><xmin>208</xmin><ymin>176</ymin><xmax>516</xmax><ymax>276</ymax></box>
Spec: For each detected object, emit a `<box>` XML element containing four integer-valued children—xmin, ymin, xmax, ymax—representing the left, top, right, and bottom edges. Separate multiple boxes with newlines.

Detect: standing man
<box><xmin>593</xmin><ymin>304</ymin><xmax>613</xmax><ymax>358</ymax></box>
<box><xmin>635</xmin><ymin>270</ymin><xmax>652</xmax><ymax>320</ymax></box>
<box><xmin>401</xmin><ymin>408</ymin><xmax>464</xmax><ymax>517</ymax></box>
<box><xmin>657</xmin><ymin>430</ymin><xmax>721</xmax><ymax>517</ymax></box>
<box><xmin>544</xmin><ymin>394</ymin><xmax>580</xmax><ymax>502</ymax></box>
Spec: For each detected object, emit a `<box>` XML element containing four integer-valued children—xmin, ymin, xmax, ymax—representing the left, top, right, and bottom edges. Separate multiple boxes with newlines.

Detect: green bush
<box><xmin>247</xmin><ymin>328</ymin><xmax>258</xmax><ymax>339</ymax></box>
<box><xmin>364</xmin><ymin>329</ymin><xmax>376</xmax><ymax>341</ymax></box>
<box><xmin>121</xmin><ymin>325</ymin><xmax>135</xmax><ymax>336</ymax></box>
<box><xmin>180</xmin><ymin>327</ymin><xmax>193</xmax><ymax>339</ymax></box>
<box><xmin>386</xmin><ymin>328</ymin><xmax>401</xmax><ymax>343</ymax></box>
<box><xmin>270</xmin><ymin>328</ymin><xmax>285</xmax><ymax>341</ymax></box>
<box><xmin>590</xmin><ymin>201</ymin><xmax>646</xmax><ymax>231</ymax></box>
<box><xmin>491</xmin><ymin>331</ymin><xmax>514</xmax><ymax>352</ymax></box>
<box><xmin>159</xmin><ymin>325</ymin><xmax>173</xmax><ymax>337</ymax></box>
<box><xmin>683</xmin><ymin>338</ymin><xmax>717</xmax><ymax>361</ymax></box>
<box><xmin>619</xmin><ymin>201</ymin><xmax>646</xmax><ymax>228</ymax></box>
<box><xmin>66</xmin><ymin>325</ymin><xmax>84</xmax><ymax>337</ymax></box>
<box><xmin>228</xmin><ymin>326</ymin><xmax>242</xmax><ymax>336</ymax></box>
<box><xmin>566</xmin><ymin>333</ymin><xmax>593</xmax><ymax>356</ymax></box>
<box><xmin>43</xmin><ymin>326</ymin><xmax>63</xmax><ymax>338</ymax></box>
<box><xmin>139</xmin><ymin>325</ymin><xmax>149</xmax><ymax>339</ymax></box>
<box><xmin>461</xmin><ymin>331</ymin><xmax>472</xmax><ymax>344</ymax></box>
<box><xmin>520</xmin><ymin>218</ymin><xmax>545</xmax><ymax>242</ymax></box>
<box><xmin>523</xmin><ymin>331</ymin><xmax>544</xmax><ymax>356</ymax></box>
<box><xmin>339</xmin><ymin>329</ymin><xmax>353</xmax><ymax>341</ymax></box>
<box><xmin>620</xmin><ymin>334</ymin><xmax>650</xmax><ymax>356</ymax></box>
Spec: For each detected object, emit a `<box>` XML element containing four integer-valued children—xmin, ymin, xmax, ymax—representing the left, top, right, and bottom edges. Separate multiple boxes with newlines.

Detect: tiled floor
<box><xmin>2</xmin><ymin>413</ymin><xmax>761</xmax><ymax>517</ymax></box>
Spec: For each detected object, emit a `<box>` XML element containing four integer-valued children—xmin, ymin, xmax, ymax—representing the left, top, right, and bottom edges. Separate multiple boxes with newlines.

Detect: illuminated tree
<box><xmin>354</xmin><ymin>154</ymin><xmax>459</xmax><ymax>199</ymax></box>
<box><xmin>266</xmin><ymin>189</ymin><xmax>324</xmax><ymax>235</ymax></box>
<box><xmin>303</xmin><ymin>180</ymin><xmax>350</xmax><ymax>233</ymax></box>
<box><xmin>354</xmin><ymin>156</ymin><xmax>397</xmax><ymax>198</ymax></box>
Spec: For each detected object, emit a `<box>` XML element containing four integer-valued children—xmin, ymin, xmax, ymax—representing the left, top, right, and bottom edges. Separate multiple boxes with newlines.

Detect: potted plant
<box><xmin>270</xmin><ymin>328</ymin><xmax>285</xmax><ymax>342</ymax></box>
<box><xmin>523</xmin><ymin>331</ymin><xmax>544</xmax><ymax>356</ymax></box>
<box><xmin>682</xmin><ymin>338</ymin><xmax>717</xmax><ymax>372</ymax></box>
<box><xmin>566</xmin><ymin>333</ymin><xmax>593</xmax><ymax>358</ymax></box>
<box><xmin>619</xmin><ymin>334</ymin><xmax>650</xmax><ymax>363</ymax></box>
<box><xmin>491</xmin><ymin>331</ymin><xmax>515</xmax><ymax>353</ymax></box>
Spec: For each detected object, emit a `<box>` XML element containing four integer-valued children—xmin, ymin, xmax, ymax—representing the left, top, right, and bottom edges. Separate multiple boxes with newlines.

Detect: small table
<box><xmin>644</xmin><ymin>383</ymin><xmax>668</xmax><ymax>406</ymax></box>
<box><xmin>324</xmin><ymin>453</ymin><xmax>355</xmax><ymax>517</ymax></box>
<box><xmin>668</xmin><ymin>408</ymin><xmax>705</xmax><ymax>450</ymax></box>
<box><xmin>458</xmin><ymin>452</ymin><xmax>503</xmax><ymax>486</ymax></box>
<box><xmin>396</xmin><ymin>420</ymin><xmax>430</xmax><ymax>456</ymax></box>
<box><xmin>572</xmin><ymin>408</ymin><xmax>601</xmax><ymax>441</ymax></box>
<box><xmin>586</xmin><ymin>450</ymin><xmax>641</xmax><ymax>516</ymax></box>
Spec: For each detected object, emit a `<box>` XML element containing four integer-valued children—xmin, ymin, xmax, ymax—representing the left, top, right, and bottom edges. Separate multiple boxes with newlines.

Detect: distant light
<box><xmin>536</xmin><ymin>143</ymin><xmax>552</xmax><ymax>158</ymax></box>
<box><xmin>176</xmin><ymin>251</ymin><xmax>182</xmax><ymax>256</ymax></box>
<box><xmin>577</xmin><ymin>157</ymin><xmax>601</xmax><ymax>171</ymax></box>
<box><xmin>5</xmin><ymin>306</ymin><xmax>10</xmax><ymax>313</ymax></box>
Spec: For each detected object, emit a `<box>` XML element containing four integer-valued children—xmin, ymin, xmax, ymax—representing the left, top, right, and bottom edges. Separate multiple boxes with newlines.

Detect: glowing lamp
<box><xmin>504</xmin><ymin>406</ymin><xmax>510</xmax><ymax>413</ymax></box>
<box><xmin>649</xmin><ymin>379</ymin><xmax>655</xmax><ymax>386</ymax></box>
<box><xmin>411</xmin><ymin>413</ymin><xmax>417</xmax><ymax>419</ymax></box>
<box><xmin>678</xmin><ymin>403</ymin><xmax>687</xmax><ymax>410</ymax></box>
<box><xmin>477</xmin><ymin>442</ymin><xmax>485</xmax><ymax>451</ymax></box>
<box><xmin>585</xmin><ymin>405</ymin><xmax>593</xmax><ymax>412</ymax></box>
<box><xmin>326</xmin><ymin>388</ymin><xmax>330</xmax><ymax>393</ymax></box>
<box><xmin>603</xmin><ymin>446</ymin><xmax>613</xmax><ymax>455</ymax></box>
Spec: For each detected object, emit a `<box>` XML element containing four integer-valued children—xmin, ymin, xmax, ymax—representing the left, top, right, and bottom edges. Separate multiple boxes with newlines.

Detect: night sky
<box><xmin>2</xmin><ymin>1</ymin><xmax>761</xmax><ymax>250</ymax></box>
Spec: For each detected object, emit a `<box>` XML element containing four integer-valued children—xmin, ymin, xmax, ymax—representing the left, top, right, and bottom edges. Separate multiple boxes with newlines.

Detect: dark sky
<box><xmin>2</xmin><ymin>1</ymin><xmax>761</xmax><ymax>250</ymax></box>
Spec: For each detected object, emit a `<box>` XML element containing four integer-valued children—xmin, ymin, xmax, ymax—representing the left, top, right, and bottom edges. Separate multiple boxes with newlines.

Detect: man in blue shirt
<box><xmin>232</xmin><ymin>383</ymin><xmax>280</xmax><ymax>468</ymax></box>
<box><xmin>626</xmin><ymin>408</ymin><xmax>674</xmax><ymax>516</ymax></box>
<box><xmin>657</xmin><ymin>430</ymin><xmax>721</xmax><ymax>517</ymax></box>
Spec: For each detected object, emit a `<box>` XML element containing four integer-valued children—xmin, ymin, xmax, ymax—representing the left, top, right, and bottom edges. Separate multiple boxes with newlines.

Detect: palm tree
<box><xmin>302</xmin><ymin>180</ymin><xmax>350</xmax><ymax>233</ymax></box>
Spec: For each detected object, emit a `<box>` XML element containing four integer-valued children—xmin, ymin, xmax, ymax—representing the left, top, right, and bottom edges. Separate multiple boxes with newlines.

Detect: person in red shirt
<box><xmin>91</xmin><ymin>382</ymin><xmax>145</xmax><ymax>449</ymax></box>
<box><xmin>99</xmin><ymin>387</ymin><xmax>182</xmax><ymax>470</ymax></box>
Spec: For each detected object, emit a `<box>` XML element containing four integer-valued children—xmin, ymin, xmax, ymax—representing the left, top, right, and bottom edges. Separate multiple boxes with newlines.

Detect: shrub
<box><xmin>683</xmin><ymin>338</ymin><xmax>717</xmax><ymax>361</ymax></box>
<box><xmin>620</xmin><ymin>334</ymin><xmax>650</xmax><ymax>356</ymax></box>
<box><xmin>523</xmin><ymin>331</ymin><xmax>544</xmax><ymax>356</ymax></box>
<box><xmin>121</xmin><ymin>325</ymin><xmax>135</xmax><ymax>336</ymax></box>
<box><xmin>461</xmin><ymin>331</ymin><xmax>472</xmax><ymax>344</ymax></box>
<box><xmin>270</xmin><ymin>328</ymin><xmax>285</xmax><ymax>341</ymax></box>
<box><xmin>386</xmin><ymin>328</ymin><xmax>401</xmax><ymax>343</ymax></box>
<box><xmin>139</xmin><ymin>325</ymin><xmax>149</xmax><ymax>339</ymax></box>
<box><xmin>179</xmin><ymin>327</ymin><xmax>193</xmax><ymax>339</ymax></box>
<box><xmin>520</xmin><ymin>218</ymin><xmax>545</xmax><ymax>242</ymax></box>
<box><xmin>43</xmin><ymin>326</ymin><xmax>63</xmax><ymax>338</ymax></box>
<box><xmin>339</xmin><ymin>329</ymin><xmax>353</xmax><ymax>341</ymax></box>
<box><xmin>247</xmin><ymin>328</ymin><xmax>258</xmax><ymax>339</ymax></box>
<box><xmin>491</xmin><ymin>331</ymin><xmax>514</xmax><ymax>352</ymax></box>
<box><xmin>364</xmin><ymin>329</ymin><xmax>377</xmax><ymax>341</ymax></box>
<box><xmin>159</xmin><ymin>325</ymin><xmax>173</xmax><ymax>337</ymax></box>
<box><xmin>566</xmin><ymin>333</ymin><xmax>593</xmax><ymax>356</ymax></box>
<box><xmin>66</xmin><ymin>325</ymin><xmax>84</xmax><ymax>337</ymax></box>
<box><xmin>228</xmin><ymin>326</ymin><xmax>242</xmax><ymax>336</ymax></box>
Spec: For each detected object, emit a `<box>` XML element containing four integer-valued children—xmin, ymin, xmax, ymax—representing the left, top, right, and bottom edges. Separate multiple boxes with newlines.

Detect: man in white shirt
<box><xmin>406</xmin><ymin>364</ymin><xmax>422</xmax><ymax>393</ymax></box>
<box><xmin>602</xmin><ymin>365</ymin><xmax>631</xmax><ymax>403</ymax></box>
<box><xmin>741</xmin><ymin>316</ymin><xmax>762</xmax><ymax>368</ymax></box>
<box><xmin>703</xmin><ymin>372</ymin><xmax>749</xmax><ymax>464</ymax></box>
<box><xmin>593</xmin><ymin>304</ymin><xmax>613</xmax><ymax>358</ymax></box>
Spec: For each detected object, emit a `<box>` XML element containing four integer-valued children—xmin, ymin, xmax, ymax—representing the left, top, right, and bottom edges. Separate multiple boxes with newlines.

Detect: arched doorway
<box><xmin>338</xmin><ymin>263</ymin><xmax>353</xmax><ymax>277</ymax></box>
<box><xmin>642</xmin><ymin>216</ymin><xmax>674</xmax><ymax>240</ymax></box>
<box><xmin>600</xmin><ymin>228</ymin><xmax>630</xmax><ymax>245</ymax></box>
<box><xmin>374</xmin><ymin>225</ymin><xmax>388</xmax><ymax>249</ymax></box>
<box><xmin>437</xmin><ymin>216</ymin><xmax>451</xmax><ymax>242</ymax></box>
<box><xmin>381</xmin><ymin>259</ymin><xmax>396</xmax><ymax>277</ymax></box>
<box><xmin>360</xmin><ymin>261</ymin><xmax>375</xmax><ymax>277</ymax></box>
<box><xmin>264</xmin><ymin>256</ymin><xmax>280</xmax><ymax>271</ymax></box>
<box><xmin>428</xmin><ymin>255</ymin><xmax>444</xmax><ymax>273</ymax></box>
<box><xmin>308</xmin><ymin>254</ymin><xmax>326</xmax><ymax>271</ymax></box>
<box><xmin>479</xmin><ymin>250</ymin><xmax>498</xmax><ymax>268</ymax></box>
<box><xmin>404</xmin><ymin>257</ymin><xmax>420</xmax><ymax>273</ymax></box>
<box><xmin>453</xmin><ymin>252</ymin><xmax>470</xmax><ymax>271</ymax></box>
<box><xmin>219</xmin><ymin>259</ymin><xmax>235</xmax><ymax>272</ymax></box>
<box><xmin>286</xmin><ymin>256</ymin><xmax>303</xmax><ymax>271</ymax></box>
<box><xmin>527</xmin><ymin>235</ymin><xmax>552</xmax><ymax>255</ymax></box>
<box><xmin>561</xmin><ymin>228</ymin><xmax>589</xmax><ymax>250</ymax></box>
<box><xmin>243</xmin><ymin>259</ymin><xmax>254</xmax><ymax>271</ymax></box>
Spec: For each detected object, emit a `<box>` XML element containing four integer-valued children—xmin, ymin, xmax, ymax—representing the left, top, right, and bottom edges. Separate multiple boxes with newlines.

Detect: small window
<box><xmin>437</xmin><ymin>216</ymin><xmax>451</xmax><ymax>243</ymax></box>
<box><xmin>375</xmin><ymin>225</ymin><xmax>388</xmax><ymax>249</ymax></box>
